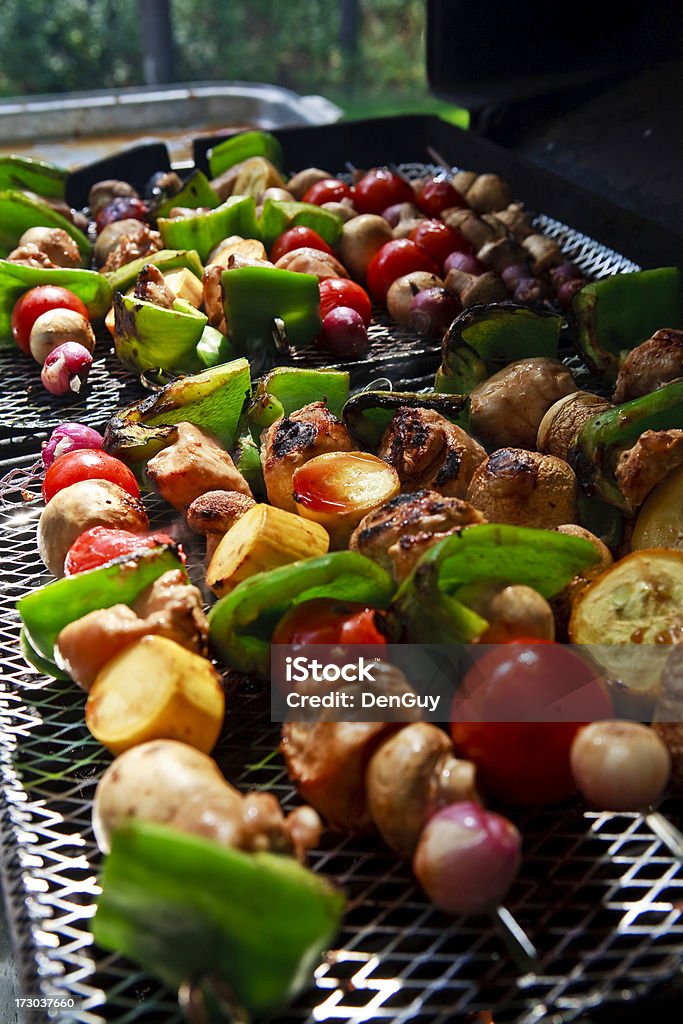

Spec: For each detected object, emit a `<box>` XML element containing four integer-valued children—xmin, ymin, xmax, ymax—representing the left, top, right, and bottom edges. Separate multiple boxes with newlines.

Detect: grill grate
<box><xmin>0</xmin><ymin>163</ymin><xmax>639</xmax><ymax>451</ymax></box>
<box><xmin>0</xmin><ymin>165</ymin><xmax>677</xmax><ymax>1024</ymax></box>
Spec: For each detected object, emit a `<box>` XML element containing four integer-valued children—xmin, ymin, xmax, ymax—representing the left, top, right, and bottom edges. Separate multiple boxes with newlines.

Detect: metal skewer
<box><xmin>493</xmin><ymin>905</ymin><xmax>540</xmax><ymax>974</ymax></box>
<box><xmin>644</xmin><ymin>809</ymin><xmax>683</xmax><ymax>859</ymax></box>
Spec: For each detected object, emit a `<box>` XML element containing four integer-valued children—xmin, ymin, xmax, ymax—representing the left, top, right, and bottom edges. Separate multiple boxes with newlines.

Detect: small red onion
<box><xmin>550</xmin><ymin>262</ymin><xmax>583</xmax><ymax>286</ymax></box>
<box><xmin>413</xmin><ymin>801</ymin><xmax>521</xmax><ymax>916</ymax></box>
<box><xmin>556</xmin><ymin>277</ymin><xmax>586</xmax><ymax>308</ymax></box>
<box><xmin>501</xmin><ymin>263</ymin><xmax>529</xmax><ymax>290</ymax></box>
<box><xmin>315</xmin><ymin>307</ymin><xmax>369</xmax><ymax>359</ymax></box>
<box><xmin>443</xmin><ymin>250</ymin><xmax>485</xmax><ymax>276</ymax></box>
<box><xmin>408</xmin><ymin>287</ymin><xmax>461</xmax><ymax>337</ymax></box>
<box><xmin>514</xmin><ymin>276</ymin><xmax>548</xmax><ymax>303</ymax></box>
<box><xmin>41</xmin><ymin>423</ymin><xmax>103</xmax><ymax>469</ymax></box>
<box><xmin>41</xmin><ymin>342</ymin><xmax>93</xmax><ymax>396</ymax></box>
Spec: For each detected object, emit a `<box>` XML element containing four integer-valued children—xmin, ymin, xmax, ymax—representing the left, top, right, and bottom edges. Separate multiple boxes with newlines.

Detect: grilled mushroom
<box><xmin>537</xmin><ymin>391</ymin><xmax>613</xmax><ymax>460</ymax></box>
<box><xmin>186</xmin><ymin>489</ymin><xmax>257</xmax><ymax>558</ymax></box>
<box><xmin>466</xmin><ymin>448</ymin><xmax>578</xmax><ymax>527</ymax></box>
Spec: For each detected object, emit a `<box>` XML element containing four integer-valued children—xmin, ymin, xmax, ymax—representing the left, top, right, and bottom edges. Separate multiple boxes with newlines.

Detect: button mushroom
<box><xmin>186</xmin><ymin>489</ymin><xmax>257</xmax><ymax>559</ymax></box>
<box><xmin>470</xmin><ymin>358</ymin><xmax>578</xmax><ymax>450</ymax></box>
<box><xmin>338</xmin><ymin>214</ymin><xmax>393</xmax><ymax>280</ymax></box>
<box><xmin>386</xmin><ymin>271</ymin><xmax>444</xmax><ymax>326</ymax></box>
<box><xmin>457</xmin><ymin>582</ymin><xmax>556</xmax><ymax>642</ymax></box>
<box><xmin>466</xmin><ymin>448</ymin><xmax>579</xmax><ymax>527</ymax></box>
<box><xmin>28</xmin><ymin>308</ymin><xmax>96</xmax><ymax>366</ymax></box>
<box><xmin>366</xmin><ymin>723</ymin><xmax>478</xmax><ymax>857</ymax></box>
<box><xmin>537</xmin><ymin>391</ymin><xmax>613</xmax><ymax>460</ymax></box>
<box><xmin>37</xmin><ymin>478</ymin><xmax>149</xmax><ymax>577</ymax></box>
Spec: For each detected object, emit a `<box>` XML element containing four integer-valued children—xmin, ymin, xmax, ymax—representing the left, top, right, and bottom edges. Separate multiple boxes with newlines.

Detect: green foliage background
<box><xmin>0</xmin><ymin>0</ymin><xmax>439</xmax><ymax>114</ymax></box>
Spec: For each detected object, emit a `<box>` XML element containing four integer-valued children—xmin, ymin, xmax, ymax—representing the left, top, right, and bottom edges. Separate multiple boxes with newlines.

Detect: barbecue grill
<box><xmin>1</xmin><ymin>26</ymin><xmax>683</xmax><ymax>1024</ymax></box>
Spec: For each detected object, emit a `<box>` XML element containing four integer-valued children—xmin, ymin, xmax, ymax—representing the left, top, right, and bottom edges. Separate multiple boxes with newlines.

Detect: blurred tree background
<box><xmin>0</xmin><ymin>0</ymin><xmax>463</xmax><ymax>121</ymax></box>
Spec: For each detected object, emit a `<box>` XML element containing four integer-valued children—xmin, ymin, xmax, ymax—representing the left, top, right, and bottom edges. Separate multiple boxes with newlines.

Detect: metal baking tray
<box><xmin>0</xmin><ymin>124</ymin><xmax>682</xmax><ymax>1023</ymax></box>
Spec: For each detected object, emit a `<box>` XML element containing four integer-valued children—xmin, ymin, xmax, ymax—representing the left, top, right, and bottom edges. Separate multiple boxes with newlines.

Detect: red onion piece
<box><xmin>42</xmin><ymin>422</ymin><xmax>103</xmax><ymax>469</ymax></box>
<box><xmin>413</xmin><ymin>801</ymin><xmax>521</xmax><ymax>916</ymax></box>
<box><xmin>41</xmin><ymin>342</ymin><xmax>93</xmax><ymax>397</ymax></box>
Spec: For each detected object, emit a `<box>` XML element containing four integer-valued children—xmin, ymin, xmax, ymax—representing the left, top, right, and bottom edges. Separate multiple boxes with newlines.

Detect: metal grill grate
<box><xmin>2</xmin><ymin>451</ymin><xmax>683</xmax><ymax>1024</ymax></box>
<box><xmin>0</xmin><ymin>163</ymin><xmax>640</xmax><ymax>450</ymax></box>
<box><xmin>1</xmin><ymin>164</ymin><xmax>678</xmax><ymax>1024</ymax></box>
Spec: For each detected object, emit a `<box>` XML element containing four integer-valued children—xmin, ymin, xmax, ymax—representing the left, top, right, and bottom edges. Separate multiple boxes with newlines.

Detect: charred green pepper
<box><xmin>104</xmin><ymin>358</ymin><xmax>251</xmax><ymax>464</ymax></box>
<box><xmin>0</xmin><ymin>260</ymin><xmax>112</xmax><ymax>344</ymax></box>
<box><xmin>571</xmin><ymin>267</ymin><xmax>683</xmax><ymax>381</ymax></box>
<box><xmin>343</xmin><ymin>390</ymin><xmax>470</xmax><ymax>449</ymax></box>
<box><xmin>113</xmin><ymin>292</ymin><xmax>208</xmax><ymax>374</ymax></box>
<box><xmin>259</xmin><ymin>198</ymin><xmax>343</xmax><ymax>251</ymax></box>
<box><xmin>208</xmin><ymin>551</ymin><xmax>395</xmax><ymax>677</ymax></box>
<box><xmin>389</xmin><ymin>524</ymin><xmax>600</xmax><ymax>644</ymax></box>
<box><xmin>435</xmin><ymin>303</ymin><xmax>562</xmax><ymax>394</ymax></box>
<box><xmin>18</xmin><ymin>544</ymin><xmax>184</xmax><ymax>675</ymax></box>
<box><xmin>222</xmin><ymin>265</ymin><xmax>321</xmax><ymax>371</ymax></box>
<box><xmin>569</xmin><ymin>378</ymin><xmax>683</xmax><ymax>511</ymax></box>
<box><xmin>248</xmin><ymin>366</ymin><xmax>350</xmax><ymax>432</ymax></box>
<box><xmin>0</xmin><ymin>189</ymin><xmax>90</xmax><ymax>260</ymax></box>
<box><xmin>105</xmin><ymin>248</ymin><xmax>203</xmax><ymax>295</ymax></box>
<box><xmin>152</xmin><ymin>169</ymin><xmax>220</xmax><ymax>219</ymax></box>
<box><xmin>0</xmin><ymin>155</ymin><xmax>67</xmax><ymax>199</ymax></box>
<box><xmin>94</xmin><ymin>820</ymin><xmax>343</xmax><ymax>1017</ymax></box>
<box><xmin>207</xmin><ymin>130</ymin><xmax>284</xmax><ymax>179</ymax></box>
<box><xmin>158</xmin><ymin>196</ymin><xmax>259</xmax><ymax>263</ymax></box>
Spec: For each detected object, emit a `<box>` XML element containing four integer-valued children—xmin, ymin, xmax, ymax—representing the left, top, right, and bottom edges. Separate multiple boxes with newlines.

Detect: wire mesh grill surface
<box><xmin>0</xmin><ymin>163</ymin><xmax>639</xmax><ymax>450</ymax></box>
<box><xmin>0</xmin><ymin>161</ymin><xmax>677</xmax><ymax>1024</ymax></box>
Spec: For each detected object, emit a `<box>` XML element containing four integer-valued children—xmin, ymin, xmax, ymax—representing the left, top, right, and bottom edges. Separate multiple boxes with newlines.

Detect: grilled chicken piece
<box><xmin>202</xmin><ymin>264</ymin><xmax>227</xmax><ymax>334</ymax></box>
<box><xmin>146</xmin><ymin>422</ymin><xmax>253</xmax><ymax>512</ymax></box>
<box><xmin>377</xmin><ymin>408</ymin><xmax>486</xmax><ymax>498</ymax></box>
<box><xmin>6</xmin><ymin>243</ymin><xmax>57</xmax><ymax>268</ymax></box>
<box><xmin>615</xmin><ymin>429</ymin><xmax>683</xmax><ymax>509</ymax></box>
<box><xmin>186</xmin><ymin>489</ymin><xmax>257</xmax><ymax>558</ymax></box>
<box><xmin>16</xmin><ymin>227</ymin><xmax>81</xmax><ymax>268</ymax></box>
<box><xmin>101</xmin><ymin>223</ymin><xmax>162</xmax><ymax>273</ymax></box>
<box><xmin>133</xmin><ymin>262</ymin><xmax>176</xmax><ymax>308</ymax></box>
<box><xmin>261</xmin><ymin>401</ymin><xmax>355</xmax><ymax>512</ymax></box>
<box><xmin>350</xmin><ymin>489</ymin><xmax>485</xmax><ymax>582</ymax></box>
<box><xmin>56</xmin><ymin>570</ymin><xmax>208</xmax><ymax>691</ymax></box>
<box><xmin>614</xmin><ymin>329</ymin><xmax>683</xmax><ymax>403</ymax></box>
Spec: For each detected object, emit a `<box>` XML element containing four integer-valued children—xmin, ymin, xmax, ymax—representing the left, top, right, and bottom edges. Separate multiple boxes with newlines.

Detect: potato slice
<box><xmin>292</xmin><ymin>451</ymin><xmax>400</xmax><ymax>547</ymax></box>
<box><xmin>163</xmin><ymin>267</ymin><xmax>204</xmax><ymax>307</ymax></box>
<box><xmin>86</xmin><ymin>635</ymin><xmax>224</xmax><ymax>755</ymax></box>
<box><xmin>568</xmin><ymin>548</ymin><xmax>683</xmax><ymax>696</ymax></box>
<box><xmin>206</xmin><ymin>503</ymin><xmax>329</xmax><ymax>597</ymax></box>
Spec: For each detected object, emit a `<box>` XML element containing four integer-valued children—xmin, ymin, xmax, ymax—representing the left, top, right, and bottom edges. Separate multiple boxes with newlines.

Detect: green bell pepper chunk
<box><xmin>113</xmin><ymin>292</ymin><xmax>207</xmax><ymax>374</ymax></box>
<box><xmin>158</xmin><ymin>196</ymin><xmax>259</xmax><ymax>263</ymax></box>
<box><xmin>209</xmin><ymin>551</ymin><xmax>396</xmax><ymax>677</ymax></box>
<box><xmin>569</xmin><ymin>378</ymin><xmax>683</xmax><ymax>510</ymax></box>
<box><xmin>259</xmin><ymin>198</ymin><xmax>344</xmax><ymax>251</ymax></box>
<box><xmin>390</xmin><ymin>524</ymin><xmax>600</xmax><ymax>644</ymax></box>
<box><xmin>93</xmin><ymin>820</ymin><xmax>344</xmax><ymax>1017</ymax></box>
<box><xmin>105</xmin><ymin>248</ymin><xmax>203</xmax><ymax>295</ymax></box>
<box><xmin>233</xmin><ymin>428</ymin><xmax>265</xmax><ymax>498</ymax></box>
<box><xmin>436</xmin><ymin>303</ymin><xmax>562</xmax><ymax>394</ymax></box>
<box><xmin>571</xmin><ymin>267</ymin><xmax>683</xmax><ymax>381</ymax></box>
<box><xmin>17</xmin><ymin>545</ymin><xmax>184</xmax><ymax>675</ymax></box>
<box><xmin>0</xmin><ymin>155</ymin><xmax>67</xmax><ymax>199</ymax></box>
<box><xmin>222</xmin><ymin>265</ymin><xmax>321</xmax><ymax>369</ymax></box>
<box><xmin>248</xmin><ymin>366</ymin><xmax>350</xmax><ymax>432</ymax></box>
<box><xmin>208</xmin><ymin>130</ymin><xmax>284</xmax><ymax>179</ymax></box>
<box><xmin>0</xmin><ymin>260</ymin><xmax>112</xmax><ymax>346</ymax></box>
<box><xmin>0</xmin><ymin>189</ymin><xmax>90</xmax><ymax>260</ymax></box>
<box><xmin>153</xmin><ymin>170</ymin><xmax>220</xmax><ymax>220</ymax></box>
<box><xmin>196</xmin><ymin>324</ymin><xmax>238</xmax><ymax>368</ymax></box>
<box><xmin>104</xmin><ymin>358</ymin><xmax>252</xmax><ymax>462</ymax></box>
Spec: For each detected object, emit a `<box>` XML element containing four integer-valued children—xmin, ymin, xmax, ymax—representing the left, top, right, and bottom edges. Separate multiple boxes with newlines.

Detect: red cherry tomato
<box><xmin>319</xmin><ymin>278</ymin><xmax>373</xmax><ymax>326</ymax></box>
<box><xmin>302</xmin><ymin>179</ymin><xmax>353</xmax><ymax>206</ymax></box>
<box><xmin>365</xmin><ymin>239</ymin><xmax>439</xmax><ymax>304</ymax></box>
<box><xmin>63</xmin><ymin>526</ymin><xmax>178</xmax><ymax>576</ymax></box>
<box><xmin>270</xmin><ymin>226</ymin><xmax>335</xmax><ymax>263</ymax></box>
<box><xmin>450</xmin><ymin>642</ymin><xmax>613</xmax><ymax>807</ymax></box>
<box><xmin>408</xmin><ymin>219</ymin><xmax>473</xmax><ymax>269</ymax></box>
<box><xmin>416</xmin><ymin>178</ymin><xmax>467</xmax><ymax>217</ymax></box>
<box><xmin>42</xmin><ymin>449</ymin><xmax>141</xmax><ymax>503</ymax></box>
<box><xmin>11</xmin><ymin>286</ymin><xmax>90</xmax><ymax>356</ymax></box>
<box><xmin>353</xmin><ymin>168</ymin><xmax>414</xmax><ymax>215</ymax></box>
<box><xmin>272</xmin><ymin>598</ymin><xmax>386</xmax><ymax>646</ymax></box>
